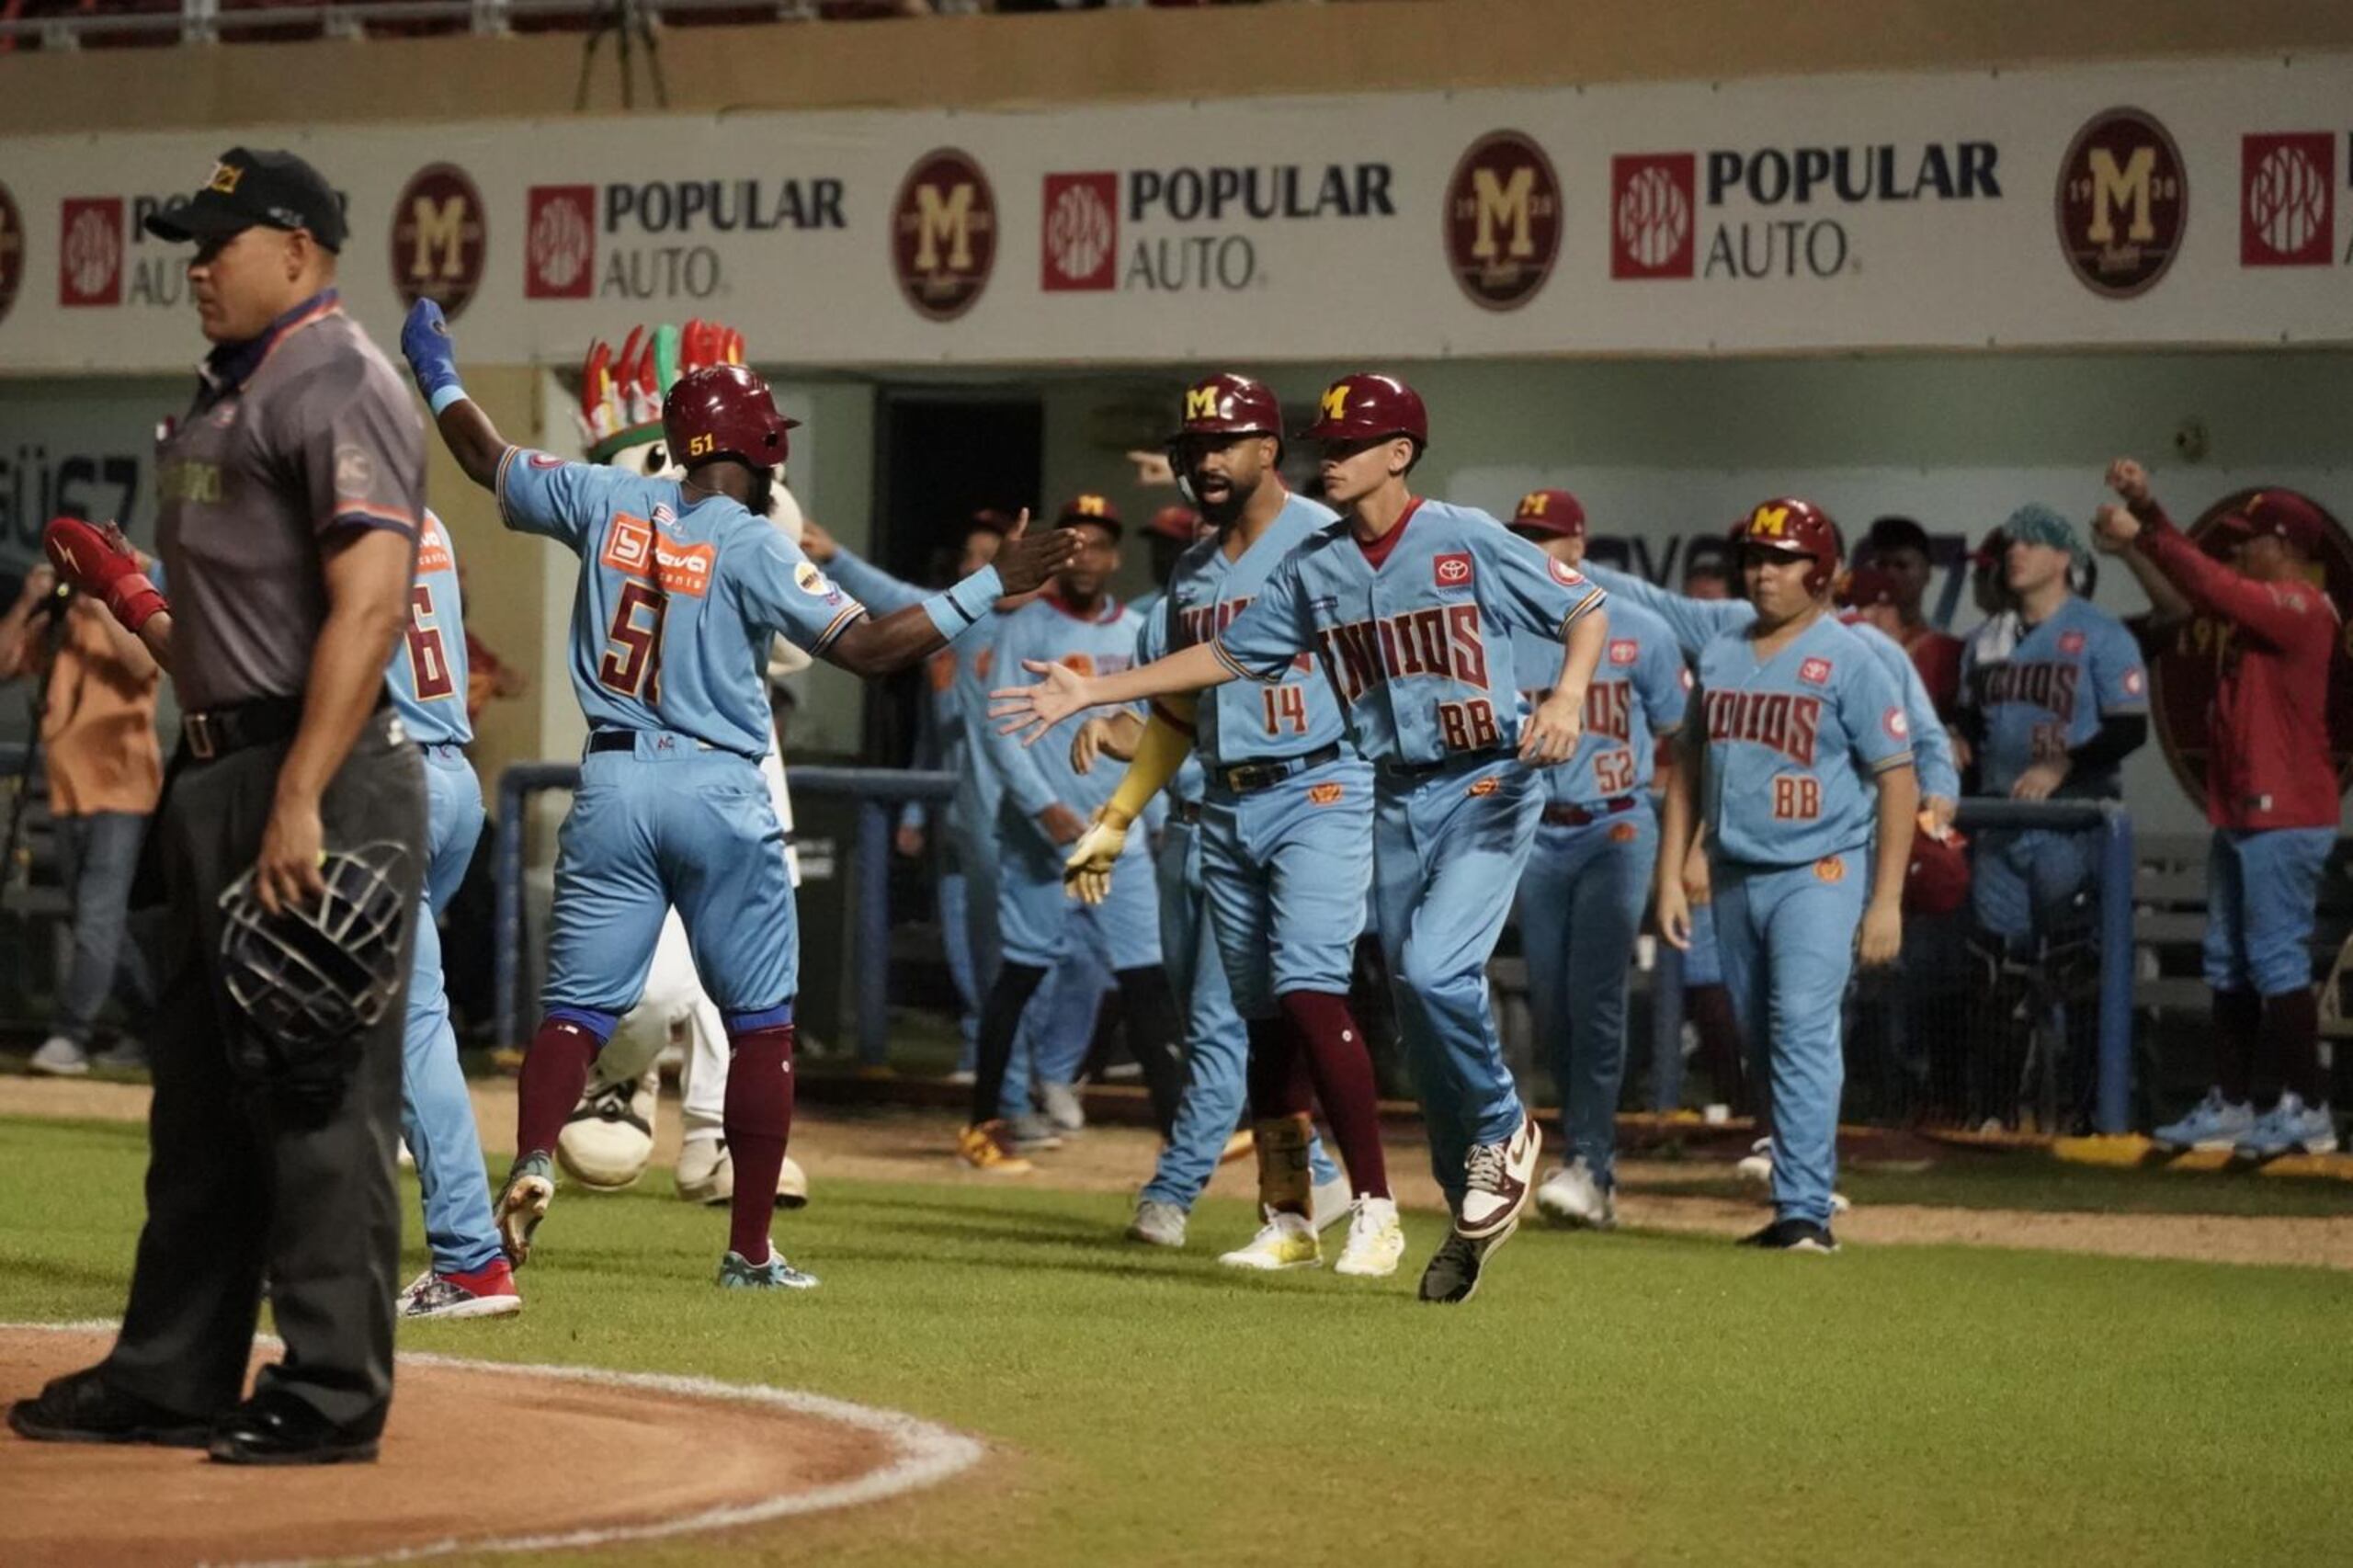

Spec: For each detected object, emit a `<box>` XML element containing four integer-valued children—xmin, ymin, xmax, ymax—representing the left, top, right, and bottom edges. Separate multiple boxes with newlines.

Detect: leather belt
<box><xmin>1214</xmin><ymin>741</ymin><xmax>1343</xmax><ymax>796</ymax></box>
<box><xmin>180</xmin><ymin>695</ymin><xmax>308</xmax><ymax>761</ymax></box>
<box><xmin>586</xmin><ymin>729</ymin><xmax>721</xmax><ymax>756</ymax></box>
<box><xmin>1542</xmin><ymin>797</ymin><xmax>1638</xmax><ymax>828</ymax></box>
<box><xmin>1380</xmin><ymin>744</ymin><xmax>1509</xmax><ymax>780</ymax></box>
<box><xmin>1170</xmin><ymin>801</ymin><xmax>1203</xmax><ymax>825</ymax></box>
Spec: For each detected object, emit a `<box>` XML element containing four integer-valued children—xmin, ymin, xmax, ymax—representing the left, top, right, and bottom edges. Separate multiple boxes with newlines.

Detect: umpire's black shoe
<box><xmin>6</xmin><ymin>1366</ymin><xmax>213</xmax><ymax>1448</ymax></box>
<box><xmin>1739</xmin><ymin>1217</ymin><xmax>1839</xmax><ymax>1254</ymax></box>
<box><xmin>208</xmin><ymin>1391</ymin><xmax>383</xmax><ymax>1466</ymax></box>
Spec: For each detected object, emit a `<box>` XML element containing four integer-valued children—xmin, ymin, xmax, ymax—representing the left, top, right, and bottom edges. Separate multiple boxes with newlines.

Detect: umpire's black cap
<box><xmin>145</xmin><ymin>147</ymin><xmax>348</xmax><ymax>253</ymax></box>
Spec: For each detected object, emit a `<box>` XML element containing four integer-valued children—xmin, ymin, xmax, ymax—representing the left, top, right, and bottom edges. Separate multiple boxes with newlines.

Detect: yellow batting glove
<box><xmin>1063</xmin><ymin>816</ymin><xmax>1130</xmax><ymax>905</ymax></box>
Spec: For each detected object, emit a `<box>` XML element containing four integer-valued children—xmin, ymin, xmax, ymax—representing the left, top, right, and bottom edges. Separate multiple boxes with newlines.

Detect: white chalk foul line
<box><xmin>6</xmin><ymin>1323</ymin><xmax>986</xmax><ymax>1568</ymax></box>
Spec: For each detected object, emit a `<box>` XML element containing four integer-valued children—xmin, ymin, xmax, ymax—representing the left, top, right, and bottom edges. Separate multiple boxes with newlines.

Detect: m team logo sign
<box><xmin>0</xmin><ymin>183</ymin><xmax>21</xmax><ymax>325</ymax></box>
<box><xmin>1442</xmin><ymin>131</ymin><xmax>1561</xmax><ymax>311</ymax></box>
<box><xmin>59</xmin><ymin>197</ymin><xmax>124</xmax><ymax>308</ymax></box>
<box><xmin>526</xmin><ymin>185</ymin><xmax>597</xmax><ymax>300</ymax></box>
<box><xmin>1042</xmin><ymin>173</ymin><xmax>1119</xmax><ymax>291</ymax></box>
<box><xmin>392</xmin><ymin>164</ymin><xmax>488</xmax><ymax>320</ymax></box>
<box><xmin>2147</xmin><ymin>489</ymin><xmax>2353</xmax><ymax>812</ymax></box>
<box><xmin>2055</xmin><ymin>108</ymin><xmax>2187</xmax><ymax>298</ymax></box>
<box><xmin>892</xmin><ymin>149</ymin><xmax>995</xmax><ymax>321</ymax></box>
<box><xmin>2240</xmin><ymin>133</ymin><xmax>2335</xmax><ymax>267</ymax></box>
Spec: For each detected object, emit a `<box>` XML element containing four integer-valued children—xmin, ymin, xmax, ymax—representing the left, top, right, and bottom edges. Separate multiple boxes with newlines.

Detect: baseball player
<box><xmin>2097</xmin><ymin>464</ymin><xmax>2340</xmax><ymax>1158</ymax></box>
<box><xmin>996</xmin><ymin>373</ymin><xmax>1608</xmax><ymax>1303</ymax></box>
<box><xmin>1857</xmin><ymin>516</ymin><xmax>1964</xmax><ymax>720</ymax></box>
<box><xmin>385</xmin><ymin>509</ymin><xmax>519</xmax><ymax>1320</ymax></box>
<box><xmin>400</xmin><ymin>299</ymin><xmax>1074</xmax><ymax>1288</ymax></box>
<box><xmin>1502</xmin><ymin>490</ymin><xmax>1688</xmax><ymax>1229</ymax></box>
<box><xmin>1586</xmin><ymin>528</ymin><xmax>1956</xmax><ymax>1191</ymax></box>
<box><xmin>1644</xmin><ymin>500</ymin><xmax>1918</xmax><ymax>1252</ymax></box>
<box><xmin>1063</xmin><ymin>374</ymin><xmax>1395</xmax><ymax>1275</ymax></box>
<box><xmin>963</xmin><ymin>496</ymin><xmax>1187</xmax><ymax>1171</ymax></box>
<box><xmin>807</xmin><ymin>513</ymin><xmax>1112</xmax><ymax>1148</ymax></box>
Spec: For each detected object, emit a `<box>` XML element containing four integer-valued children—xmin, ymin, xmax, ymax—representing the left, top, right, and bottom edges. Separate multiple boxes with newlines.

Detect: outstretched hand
<box><xmin>992</xmin><ymin>658</ymin><xmax>1093</xmax><ymax>747</ymax></box>
<box><xmin>993</xmin><ymin>510</ymin><xmax>1079</xmax><ymax>597</ymax></box>
<box><xmin>400</xmin><ymin>299</ymin><xmax>463</xmax><ymax>406</ymax></box>
<box><xmin>2105</xmin><ymin>457</ymin><xmax>2151</xmax><ymax>508</ymax></box>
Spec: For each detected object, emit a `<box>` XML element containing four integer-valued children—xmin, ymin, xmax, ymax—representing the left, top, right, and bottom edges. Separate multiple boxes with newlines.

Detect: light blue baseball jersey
<box><xmin>494</xmin><ymin>449</ymin><xmax>864</xmax><ymax>757</ymax></box>
<box><xmin>980</xmin><ymin>592</ymin><xmax>1144</xmax><ymax>833</ymax></box>
<box><xmin>1151</xmin><ymin>494</ymin><xmax>1349</xmax><ymax>775</ymax></box>
<box><xmin>1696</xmin><ymin>614</ymin><xmax>1914</xmax><ymax>867</ymax></box>
<box><xmin>1582</xmin><ymin>564</ymin><xmax>1959</xmax><ymax>804</ymax></box>
<box><xmin>1214</xmin><ymin>498</ymin><xmax>1607</xmax><ymax>769</ymax></box>
<box><xmin>1509</xmin><ymin>596</ymin><xmax>1686</xmax><ymax>808</ymax></box>
<box><xmin>1958</xmin><ymin>596</ymin><xmax>2146</xmax><ymax>797</ymax></box>
<box><xmin>386</xmin><ymin>507</ymin><xmax>473</xmax><ymax>747</ymax></box>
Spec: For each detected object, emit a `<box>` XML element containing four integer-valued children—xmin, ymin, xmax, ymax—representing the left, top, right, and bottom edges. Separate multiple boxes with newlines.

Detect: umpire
<box><xmin>6</xmin><ymin>148</ymin><xmax>427</xmax><ymax>1464</ymax></box>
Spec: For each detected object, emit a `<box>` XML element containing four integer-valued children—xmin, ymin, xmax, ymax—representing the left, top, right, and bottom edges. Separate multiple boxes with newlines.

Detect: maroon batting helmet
<box><xmin>1509</xmin><ymin>489</ymin><xmax>1586</xmax><ymax>540</ymax></box>
<box><xmin>662</xmin><ymin>363</ymin><xmax>798</xmax><ymax>473</ymax></box>
<box><xmin>1733</xmin><ymin>497</ymin><xmax>1841</xmax><ymax>596</ymax></box>
<box><xmin>1169</xmin><ymin>373</ymin><xmax>1283</xmax><ymax>444</ymax></box>
<box><xmin>1299</xmin><ymin>373</ymin><xmax>1429</xmax><ymax>448</ymax></box>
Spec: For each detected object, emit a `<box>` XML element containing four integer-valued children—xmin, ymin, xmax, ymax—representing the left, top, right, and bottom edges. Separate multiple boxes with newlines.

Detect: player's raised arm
<box><xmin>821</xmin><ymin>513</ymin><xmax>1076</xmax><ymax>677</ymax></box>
<box><xmin>400</xmin><ymin>300</ymin><xmax>506</xmax><ymax>489</ymax></box>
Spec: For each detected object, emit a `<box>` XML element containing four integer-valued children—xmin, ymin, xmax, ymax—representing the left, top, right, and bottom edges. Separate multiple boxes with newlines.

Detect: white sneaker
<box><xmin>1218</xmin><ymin>1208</ymin><xmax>1320</xmax><ymax>1271</ymax></box>
<box><xmin>677</xmin><ymin>1136</ymin><xmax>733</xmax><ymax>1205</ymax></box>
<box><xmin>1534</xmin><ymin>1158</ymin><xmax>1616</xmax><ymax>1230</ymax></box>
<box><xmin>1333</xmin><ymin>1197</ymin><xmax>1405</xmax><ymax>1278</ymax></box>
<box><xmin>1038</xmin><ymin>1080</ymin><xmax>1086</xmax><ymax>1134</ymax></box>
<box><xmin>1734</xmin><ymin>1136</ymin><xmax>1774</xmax><ymax>1187</ymax></box>
<box><xmin>28</xmin><ymin>1035</ymin><xmax>88</xmax><ymax>1077</ymax></box>
<box><xmin>1309</xmin><ymin>1172</ymin><xmax>1353</xmax><ymax>1234</ymax></box>
<box><xmin>1128</xmin><ymin>1198</ymin><xmax>1188</xmax><ymax>1247</ymax></box>
<box><xmin>1458</xmin><ymin>1117</ymin><xmax>1541</xmax><ymax>1240</ymax></box>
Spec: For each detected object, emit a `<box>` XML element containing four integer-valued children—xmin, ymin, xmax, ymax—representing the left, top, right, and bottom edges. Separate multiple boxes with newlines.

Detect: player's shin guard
<box><xmin>2263</xmin><ymin>988</ymin><xmax>2324</xmax><ymax>1108</ymax></box>
<box><xmin>517</xmin><ymin>1014</ymin><xmax>608</xmax><ymax>1159</ymax></box>
<box><xmin>972</xmin><ymin>963</ymin><xmax>1048</xmax><ymax>1128</ymax></box>
<box><xmin>722</xmin><ymin>1017</ymin><xmax>796</xmax><ymax>1266</ymax></box>
<box><xmin>2213</xmin><ymin>987</ymin><xmax>2262</xmax><ymax>1105</ymax></box>
<box><xmin>1279</xmin><ymin>991</ymin><xmax>1390</xmax><ymax>1199</ymax></box>
<box><xmin>1114</xmin><ymin>966</ymin><xmax>1188</xmax><ymax>1138</ymax></box>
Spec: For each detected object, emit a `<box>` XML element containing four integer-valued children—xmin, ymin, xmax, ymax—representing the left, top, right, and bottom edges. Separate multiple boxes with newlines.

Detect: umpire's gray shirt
<box><xmin>156</xmin><ymin>290</ymin><xmax>424</xmax><ymax>712</ymax></box>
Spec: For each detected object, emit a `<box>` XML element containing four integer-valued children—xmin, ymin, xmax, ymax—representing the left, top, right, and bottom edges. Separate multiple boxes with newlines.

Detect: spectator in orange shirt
<box><xmin>0</xmin><ymin>561</ymin><xmax>164</xmax><ymax>1074</ymax></box>
<box><xmin>1859</xmin><ymin>515</ymin><xmax>1964</xmax><ymax>722</ymax></box>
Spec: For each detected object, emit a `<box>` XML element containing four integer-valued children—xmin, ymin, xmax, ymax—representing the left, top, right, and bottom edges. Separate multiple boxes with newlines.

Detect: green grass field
<box><xmin>4</xmin><ymin>1112</ymin><xmax>2350</xmax><ymax>1566</ymax></box>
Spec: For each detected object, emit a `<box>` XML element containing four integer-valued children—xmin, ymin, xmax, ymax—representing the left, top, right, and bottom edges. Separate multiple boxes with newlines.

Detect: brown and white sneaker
<box><xmin>1456</xmin><ymin>1116</ymin><xmax>1540</xmax><ymax>1241</ymax></box>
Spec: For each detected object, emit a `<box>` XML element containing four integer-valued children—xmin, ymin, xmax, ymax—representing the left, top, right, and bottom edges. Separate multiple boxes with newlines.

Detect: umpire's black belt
<box><xmin>183</xmin><ymin>694</ymin><xmax>386</xmax><ymax>761</ymax></box>
<box><xmin>1542</xmin><ymin>797</ymin><xmax>1638</xmax><ymax>828</ymax></box>
<box><xmin>1379</xmin><ymin>743</ymin><xmax>1511</xmax><ymax>781</ymax></box>
<box><xmin>1212</xmin><ymin>742</ymin><xmax>1344</xmax><ymax>796</ymax></box>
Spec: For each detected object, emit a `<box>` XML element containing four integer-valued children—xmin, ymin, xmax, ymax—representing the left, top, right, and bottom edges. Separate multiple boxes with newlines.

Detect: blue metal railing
<box><xmin>492</xmin><ymin>762</ymin><xmax>952</xmax><ymax>1068</ymax></box>
<box><xmin>1643</xmin><ymin>798</ymin><xmax>2136</xmax><ymax>1134</ymax></box>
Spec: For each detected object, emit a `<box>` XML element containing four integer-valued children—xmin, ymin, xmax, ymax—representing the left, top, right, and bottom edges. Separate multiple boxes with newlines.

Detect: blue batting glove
<box><xmin>401</xmin><ymin>299</ymin><xmax>465</xmax><ymax>412</ymax></box>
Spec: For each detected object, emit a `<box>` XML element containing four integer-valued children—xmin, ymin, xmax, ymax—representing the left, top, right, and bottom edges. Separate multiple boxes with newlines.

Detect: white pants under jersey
<box><xmin>587</xmin><ymin>733</ymin><xmax>800</xmax><ymax>1137</ymax></box>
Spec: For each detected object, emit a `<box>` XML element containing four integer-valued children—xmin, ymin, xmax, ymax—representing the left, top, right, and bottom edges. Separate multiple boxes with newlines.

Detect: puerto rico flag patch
<box><xmin>1799</xmin><ymin>656</ymin><xmax>1833</xmax><ymax>687</ymax></box>
<box><xmin>1434</xmin><ymin>551</ymin><xmax>1474</xmax><ymax>589</ymax></box>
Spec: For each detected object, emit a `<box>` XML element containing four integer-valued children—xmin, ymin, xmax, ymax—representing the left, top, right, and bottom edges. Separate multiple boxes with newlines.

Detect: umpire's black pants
<box><xmin>100</xmin><ymin>713</ymin><xmax>425</xmax><ymax>1432</ymax></box>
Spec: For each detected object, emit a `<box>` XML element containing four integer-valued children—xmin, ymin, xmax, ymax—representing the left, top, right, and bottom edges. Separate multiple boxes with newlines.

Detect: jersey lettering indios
<box><xmin>980</xmin><ymin>592</ymin><xmax>1145</xmax><ymax>830</ymax></box>
<box><xmin>1697</xmin><ymin>615</ymin><xmax>1914</xmax><ymax>866</ymax></box>
<box><xmin>1150</xmin><ymin>493</ymin><xmax>1347</xmax><ymax>775</ymax></box>
<box><xmin>1509</xmin><ymin>596</ymin><xmax>1686</xmax><ymax>807</ymax></box>
<box><xmin>1582</xmin><ymin>564</ymin><xmax>1960</xmax><ymax>805</ymax></box>
<box><xmin>1959</xmin><ymin>597</ymin><xmax>2145</xmax><ymax>797</ymax></box>
<box><xmin>385</xmin><ymin>508</ymin><xmax>472</xmax><ymax>747</ymax></box>
<box><xmin>495</xmin><ymin>449</ymin><xmax>865</xmax><ymax>756</ymax></box>
<box><xmin>1213</xmin><ymin>499</ymin><xmax>1607</xmax><ymax>769</ymax></box>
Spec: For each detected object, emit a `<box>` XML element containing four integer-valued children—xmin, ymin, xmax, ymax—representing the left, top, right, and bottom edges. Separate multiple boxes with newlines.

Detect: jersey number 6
<box><xmin>598</xmin><ymin>580</ymin><xmax>668</xmax><ymax>702</ymax></box>
<box><xmin>404</xmin><ymin>585</ymin><xmax>457</xmax><ymax>702</ymax></box>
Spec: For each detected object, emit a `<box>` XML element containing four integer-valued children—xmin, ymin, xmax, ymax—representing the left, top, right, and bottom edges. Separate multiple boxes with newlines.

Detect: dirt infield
<box><xmin>0</xmin><ymin>1326</ymin><xmax>980</xmax><ymax>1567</ymax></box>
<box><xmin>7</xmin><ymin>1074</ymin><xmax>2352</xmax><ymax>1272</ymax></box>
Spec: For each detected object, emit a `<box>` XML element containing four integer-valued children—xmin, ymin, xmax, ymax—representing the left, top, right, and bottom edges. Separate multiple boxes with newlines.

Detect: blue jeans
<box><xmin>1142</xmin><ymin>815</ymin><xmax>1337</xmax><ymax>1210</ymax></box>
<box><xmin>1515</xmin><ymin>807</ymin><xmax>1660</xmax><ymax>1182</ymax></box>
<box><xmin>53</xmin><ymin>810</ymin><xmax>153</xmax><ymax>1042</ymax></box>
<box><xmin>403</xmin><ymin>746</ymin><xmax>502</xmax><ymax>1276</ymax></box>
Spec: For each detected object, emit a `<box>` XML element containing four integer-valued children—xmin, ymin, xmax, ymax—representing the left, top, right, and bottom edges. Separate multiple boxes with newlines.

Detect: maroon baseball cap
<box><xmin>1056</xmin><ymin>493</ymin><xmax>1123</xmax><ymax>539</ymax></box>
<box><xmin>2214</xmin><ymin>490</ymin><xmax>2326</xmax><ymax>553</ymax></box>
<box><xmin>1508</xmin><ymin>489</ymin><xmax>1586</xmax><ymax>540</ymax></box>
<box><xmin>1146</xmin><ymin>504</ymin><xmax>1199</xmax><ymax>542</ymax></box>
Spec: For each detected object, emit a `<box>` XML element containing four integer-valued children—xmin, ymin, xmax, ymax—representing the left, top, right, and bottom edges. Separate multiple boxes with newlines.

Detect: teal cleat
<box><xmin>717</xmin><ymin>1244</ymin><xmax>820</xmax><ymax>1290</ymax></box>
